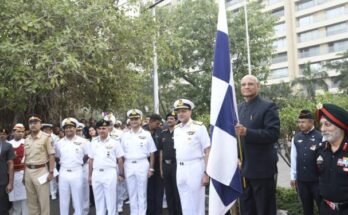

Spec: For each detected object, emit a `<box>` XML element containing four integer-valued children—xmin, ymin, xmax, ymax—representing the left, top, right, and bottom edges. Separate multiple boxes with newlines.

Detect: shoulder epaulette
<box><xmin>193</xmin><ymin>120</ymin><xmax>203</xmax><ymax>125</ymax></box>
<box><xmin>174</xmin><ymin>124</ymin><xmax>181</xmax><ymax>129</ymax></box>
<box><xmin>42</xmin><ymin>132</ymin><xmax>50</xmax><ymax>137</ymax></box>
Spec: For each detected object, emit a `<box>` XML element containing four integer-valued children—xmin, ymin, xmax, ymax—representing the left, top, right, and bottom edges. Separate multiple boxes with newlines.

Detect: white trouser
<box><xmin>9</xmin><ymin>170</ymin><xmax>28</xmax><ymax>215</ymax></box>
<box><xmin>10</xmin><ymin>200</ymin><xmax>28</xmax><ymax>215</ymax></box>
<box><xmin>117</xmin><ymin>177</ymin><xmax>127</xmax><ymax>209</ymax></box>
<box><xmin>50</xmin><ymin>165</ymin><xmax>58</xmax><ymax>196</ymax></box>
<box><xmin>59</xmin><ymin>167</ymin><xmax>84</xmax><ymax>215</ymax></box>
<box><xmin>177</xmin><ymin>159</ymin><xmax>205</xmax><ymax>215</ymax></box>
<box><xmin>82</xmin><ymin>164</ymin><xmax>89</xmax><ymax>215</ymax></box>
<box><xmin>125</xmin><ymin>159</ymin><xmax>149</xmax><ymax>215</ymax></box>
<box><xmin>92</xmin><ymin>167</ymin><xmax>118</xmax><ymax>215</ymax></box>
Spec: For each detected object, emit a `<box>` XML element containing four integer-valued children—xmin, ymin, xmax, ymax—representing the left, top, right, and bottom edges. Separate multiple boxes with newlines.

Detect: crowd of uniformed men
<box><xmin>0</xmin><ymin>74</ymin><xmax>348</xmax><ymax>215</ymax></box>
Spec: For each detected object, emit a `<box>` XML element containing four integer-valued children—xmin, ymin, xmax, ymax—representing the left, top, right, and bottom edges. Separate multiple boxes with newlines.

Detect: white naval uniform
<box><xmin>174</xmin><ymin>119</ymin><xmax>210</xmax><ymax>215</ymax></box>
<box><xmin>8</xmin><ymin>139</ymin><xmax>28</xmax><ymax>215</ymax></box>
<box><xmin>89</xmin><ymin>136</ymin><xmax>124</xmax><ymax>215</ymax></box>
<box><xmin>110</xmin><ymin>129</ymin><xmax>128</xmax><ymax>212</ymax></box>
<box><xmin>55</xmin><ymin>135</ymin><xmax>88</xmax><ymax>215</ymax></box>
<box><xmin>120</xmin><ymin>128</ymin><xmax>157</xmax><ymax>215</ymax></box>
<box><xmin>49</xmin><ymin>133</ymin><xmax>60</xmax><ymax>199</ymax></box>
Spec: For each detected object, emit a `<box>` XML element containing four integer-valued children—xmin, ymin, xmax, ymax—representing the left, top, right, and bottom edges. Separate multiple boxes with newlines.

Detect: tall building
<box><xmin>227</xmin><ymin>0</ymin><xmax>348</xmax><ymax>92</ymax></box>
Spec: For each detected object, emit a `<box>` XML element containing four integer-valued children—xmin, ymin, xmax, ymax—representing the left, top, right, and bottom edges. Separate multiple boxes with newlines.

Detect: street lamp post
<box><xmin>149</xmin><ymin>0</ymin><xmax>164</xmax><ymax>114</ymax></box>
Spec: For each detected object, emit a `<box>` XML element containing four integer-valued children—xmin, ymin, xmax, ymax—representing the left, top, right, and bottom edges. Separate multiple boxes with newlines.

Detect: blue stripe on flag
<box><xmin>215</xmin><ymin>85</ymin><xmax>238</xmax><ymax>137</ymax></box>
<box><xmin>211</xmin><ymin>168</ymin><xmax>242</xmax><ymax>206</ymax></box>
<box><xmin>213</xmin><ymin>31</ymin><xmax>230</xmax><ymax>83</ymax></box>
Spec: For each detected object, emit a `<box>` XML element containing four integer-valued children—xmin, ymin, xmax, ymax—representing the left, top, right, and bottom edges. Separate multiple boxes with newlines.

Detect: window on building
<box><xmin>274</xmin><ymin>22</ymin><xmax>286</xmax><ymax>34</ymax></box>
<box><xmin>272</xmin><ymin>52</ymin><xmax>288</xmax><ymax>64</ymax></box>
<box><xmin>296</xmin><ymin>0</ymin><xmax>328</xmax><ymax>11</ymax></box>
<box><xmin>226</xmin><ymin>0</ymin><xmax>242</xmax><ymax>5</ymax></box>
<box><xmin>326</xmin><ymin>22</ymin><xmax>348</xmax><ymax>36</ymax></box>
<box><xmin>326</xmin><ymin>6</ymin><xmax>346</xmax><ymax>19</ymax></box>
<box><xmin>272</xmin><ymin>8</ymin><xmax>284</xmax><ymax>18</ymax></box>
<box><xmin>299</xmin><ymin>45</ymin><xmax>320</xmax><ymax>58</ymax></box>
<box><xmin>268</xmin><ymin>0</ymin><xmax>282</xmax><ymax>5</ymax></box>
<box><xmin>273</xmin><ymin>37</ymin><xmax>287</xmax><ymax>49</ymax></box>
<box><xmin>328</xmin><ymin>40</ymin><xmax>348</xmax><ymax>53</ymax></box>
<box><xmin>269</xmin><ymin>67</ymin><xmax>288</xmax><ymax>79</ymax></box>
<box><xmin>299</xmin><ymin>62</ymin><xmax>323</xmax><ymax>74</ymax></box>
<box><xmin>298</xmin><ymin>29</ymin><xmax>320</xmax><ymax>43</ymax></box>
<box><xmin>297</xmin><ymin>15</ymin><xmax>314</xmax><ymax>27</ymax></box>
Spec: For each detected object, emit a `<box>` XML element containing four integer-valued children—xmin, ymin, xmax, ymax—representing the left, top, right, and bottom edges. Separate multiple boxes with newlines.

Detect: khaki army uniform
<box><xmin>24</xmin><ymin>131</ymin><xmax>55</xmax><ymax>215</ymax></box>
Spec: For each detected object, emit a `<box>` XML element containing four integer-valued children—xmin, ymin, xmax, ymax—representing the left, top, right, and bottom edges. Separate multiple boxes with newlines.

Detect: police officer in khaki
<box><xmin>24</xmin><ymin>115</ymin><xmax>56</xmax><ymax>214</ymax></box>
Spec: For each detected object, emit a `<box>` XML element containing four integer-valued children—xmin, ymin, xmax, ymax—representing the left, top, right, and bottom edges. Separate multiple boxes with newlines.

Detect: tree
<box><xmin>154</xmin><ymin>0</ymin><xmax>276</xmax><ymax>115</ymax></box>
<box><xmin>0</xmin><ymin>0</ymin><xmax>155</xmax><ymax>125</ymax></box>
<box><xmin>326</xmin><ymin>50</ymin><xmax>348</xmax><ymax>93</ymax></box>
<box><xmin>291</xmin><ymin>62</ymin><xmax>328</xmax><ymax>102</ymax></box>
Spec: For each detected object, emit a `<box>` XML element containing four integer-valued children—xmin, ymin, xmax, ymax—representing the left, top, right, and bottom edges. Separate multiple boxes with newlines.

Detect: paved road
<box><xmin>50</xmin><ymin>199</ymin><xmax>170</xmax><ymax>215</ymax></box>
<box><xmin>277</xmin><ymin>155</ymin><xmax>291</xmax><ymax>188</ymax></box>
<box><xmin>50</xmin><ymin>157</ymin><xmax>291</xmax><ymax>214</ymax></box>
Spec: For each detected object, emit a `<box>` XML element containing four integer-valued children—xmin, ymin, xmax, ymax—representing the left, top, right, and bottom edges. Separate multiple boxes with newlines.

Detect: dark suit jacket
<box><xmin>238</xmin><ymin>95</ymin><xmax>280</xmax><ymax>179</ymax></box>
<box><xmin>0</xmin><ymin>141</ymin><xmax>15</xmax><ymax>185</ymax></box>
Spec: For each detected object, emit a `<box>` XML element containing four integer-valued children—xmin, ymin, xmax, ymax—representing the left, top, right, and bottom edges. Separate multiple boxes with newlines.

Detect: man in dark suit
<box><xmin>235</xmin><ymin>75</ymin><xmax>280</xmax><ymax>215</ymax></box>
<box><xmin>290</xmin><ymin>110</ymin><xmax>322</xmax><ymax>215</ymax></box>
<box><xmin>143</xmin><ymin>114</ymin><xmax>164</xmax><ymax>215</ymax></box>
<box><xmin>0</xmin><ymin>128</ymin><xmax>15</xmax><ymax>215</ymax></box>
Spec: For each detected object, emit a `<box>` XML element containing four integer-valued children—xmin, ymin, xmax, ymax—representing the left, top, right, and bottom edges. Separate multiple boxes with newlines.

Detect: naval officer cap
<box><xmin>166</xmin><ymin>111</ymin><xmax>177</xmax><ymax>120</ymax></box>
<box><xmin>0</xmin><ymin>128</ymin><xmax>9</xmax><ymax>135</ymax></box>
<box><xmin>96</xmin><ymin>119</ymin><xmax>111</xmax><ymax>128</ymax></box>
<box><xmin>104</xmin><ymin>113</ymin><xmax>116</xmax><ymax>124</ymax></box>
<box><xmin>41</xmin><ymin>123</ymin><xmax>53</xmax><ymax>129</ymax></box>
<box><xmin>173</xmin><ymin>99</ymin><xmax>195</xmax><ymax>111</ymax></box>
<box><xmin>317</xmin><ymin>103</ymin><xmax>348</xmax><ymax>131</ymax></box>
<box><xmin>61</xmin><ymin>118</ymin><xmax>78</xmax><ymax>128</ymax></box>
<box><xmin>127</xmin><ymin>109</ymin><xmax>143</xmax><ymax>119</ymax></box>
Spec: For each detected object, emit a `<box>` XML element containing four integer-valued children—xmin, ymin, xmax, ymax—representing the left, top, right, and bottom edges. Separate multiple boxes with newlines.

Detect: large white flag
<box><xmin>207</xmin><ymin>0</ymin><xmax>243</xmax><ymax>214</ymax></box>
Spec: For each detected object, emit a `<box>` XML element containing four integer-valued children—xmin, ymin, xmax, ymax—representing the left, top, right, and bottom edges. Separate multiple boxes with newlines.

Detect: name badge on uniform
<box><xmin>310</xmin><ymin>145</ymin><xmax>316</xmax><ymax>151</ymax></box>
<box><xmin>343</xmin><ymin>157</ymin><xmax>348</xmax><ymax>168</ymax></box>
<box><xmin>187</xmin><ymin>131</ymin><xmax>195</xmax><ymax>136</ymax></box>
<box><xmin>316</xmin><ymin>155</ymin><xmax>323</xmax><ymax>164</ymax></box>
<box><xmin>337</xmin><ymin>159</ymin><xmax>344</xmax><ymax>167</ymax></box>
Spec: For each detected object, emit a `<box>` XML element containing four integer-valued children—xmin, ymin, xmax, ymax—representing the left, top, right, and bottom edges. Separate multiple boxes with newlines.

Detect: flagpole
<box><xmin>243</xmin><ymin>0</ymin><xmax>252</xmax><ymax>75</ymax></box>
<box><xmin>152</xmin><ymin>3</ymin><xmax>159</xmax><ymax>114</ymax></box>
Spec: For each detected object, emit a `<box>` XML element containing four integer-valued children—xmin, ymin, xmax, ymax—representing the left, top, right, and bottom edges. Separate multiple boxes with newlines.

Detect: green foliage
<box><xmin>291</xmin><ymin>62</ymin><xmax>328</xmax><ymax>102</ymax></box>
<box><xmin>0</xmin><ymin>0</ymin><xmax>155</xmax><ymax>123</ymax></box>
<box><xmin>276</xmin><ymin>187</ymin><xmax>303</xmax><ymax>215</ymax></box>
<box><xmin>155</xmin><ymin>0</ymin><xmax>276</xmax><ymax>115</ymax></box>
<box><xmin>278</xmin><ymin>93</ymin><xmax>348</xmax><ymax>139</ymax></box>
<box><xmin>326</xmin><ymin>50</ymin><xmax>348</xmax><ymax>93</ymax></box>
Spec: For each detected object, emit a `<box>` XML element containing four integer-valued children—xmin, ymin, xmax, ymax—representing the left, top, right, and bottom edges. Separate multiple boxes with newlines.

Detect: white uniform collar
<box><xmin>98</xmin><ymin>135</ymin><xmax>110</xmax><ymax>143</ymax></box>
<box><xmin>130</xmin><ymin>127</ymin><xmax>143</xmax><ymax>134</ymax></box>
<box><xmin>64</xmin><ymin>135</ymin><xmax>78</xmax><ymax>141</ymax></box>
<box><xmin>180</xmin><ymin>118</ymin><xmax>193</xmax><ymax>128</ymax></box>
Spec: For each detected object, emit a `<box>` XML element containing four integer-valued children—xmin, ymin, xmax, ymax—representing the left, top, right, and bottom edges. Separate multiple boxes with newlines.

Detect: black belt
<box><xmin>26</xmin><ymin>164</ymin><xmax>46</xmax><ymax>169</ymax></box>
